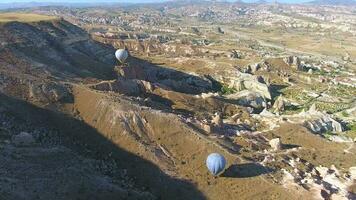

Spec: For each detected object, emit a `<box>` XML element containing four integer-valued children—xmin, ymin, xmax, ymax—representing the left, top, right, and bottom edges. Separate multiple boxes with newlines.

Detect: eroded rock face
<box><xmin>328</xmin><ymin>135</ymin><xmax>354</xmax><ymax>143</ymax></box>
<box><xmin>230</xmin><ymin>50</ymin><xmax>243</xmax><ymax>59</ymax></box>
<box><xmin>202</xmin><ymin>123</ymin><xmax>212</xmax><ymax>133</ymax></box>
<box><xmin>283</xmin><ymin>56</ymin><xmax>304</xmax><ymax>71</ymax></box>
<box><xmin>308</xmin><ymin>111</ymin><xmax>342</xmax><ymax>134</ymax></box>
<box><xmin>29</xmin><ymin>82</ymin><xmax>70</xmax><ymax>103</ymax></box>
<box><xmin>98</xmin><ymin>36</ymin><xmax>212</xmax><ymax>57</ymax></box>
<box><xmin>116</xmin><ymin>64</ymin><xmax>213</xmax><ymax>94</ymax></box>
<box><xmin>2</xmin><ymin>14</ymin><xmax>355</xmax><ymax>200</ymax></box>
<box><xmin>276</xmin><ymin>149</ymin><xmax>356</xmax><ymax>200</ymax></box>
<box><xmin>283</xmin><ymin>164</ymin><xmax>356</xmax><ymax>200</ymax></box>
<box><xmin>304</xmin><ymin>114</ymin><xmax>343</xmax><ymax>134</ymax></box>
<box><xmin>90</xmin><ymin>78</ymin><xmax>149</xmax><ymax>96</ymax></box>
<box><xmin>242</xmin><ymin>62</ymin><xmax>270</xmax><ymax>74</ymax></box>
<box><xmin>228</xmin><ymin>71</ymin><xmax>271</xmax><ymax>99</ymax></box>
<box><xmin>0</xmin><ymin>20</ymin><xmax>115</xmax><ymax>81</ymax></box>
<box><xmin>272</xmin><ymin>95</ymin><xmax>291</xmax><ymax>112</ymax></box>
<box><xmin>212</xmin><ymin>112</ymin><xmax>223</xmax><ymax>127</ymax></box>
<box><xmin>255</xmin><ymin>104</ymin><xmax>347</xmax><ymax>141</ymax></box>
<box><xmin>269</xmin><ymin>138</ymin><xmax>282</xmax><ymax>151</ymax></box>
<box><xmin>225</xmin><ymin>90</ymin><xmax>267</xmax><ymax>109</ymax></box>
<box><xmin>72</xmin><ymin>85</ymin><xmax>243</xmax><ymax>174</ymax></box>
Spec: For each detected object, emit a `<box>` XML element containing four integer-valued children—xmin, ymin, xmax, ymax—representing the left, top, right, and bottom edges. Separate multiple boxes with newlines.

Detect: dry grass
<box><xmin>234</xmin><ymin>26</ymin><xmax>356</xmax><ymax>58</ymax></box>
<box><xmin>0</xmin><ymin>13</ymin><xmax>57</xmax><ymax>23</ymax></box>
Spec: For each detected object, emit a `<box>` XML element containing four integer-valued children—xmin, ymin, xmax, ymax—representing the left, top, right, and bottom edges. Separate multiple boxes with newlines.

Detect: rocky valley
<box><xmin>0</xmin><ymin>1</ymin><xmax>355</xmax><ymax>200</ymax></box>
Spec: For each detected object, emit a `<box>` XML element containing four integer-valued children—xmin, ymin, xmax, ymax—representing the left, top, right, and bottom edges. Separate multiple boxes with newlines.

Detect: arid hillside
<box><xmin>0</xmin><ymin>12</ymin><xmax>355</xmax><ymax>200</ymax></box>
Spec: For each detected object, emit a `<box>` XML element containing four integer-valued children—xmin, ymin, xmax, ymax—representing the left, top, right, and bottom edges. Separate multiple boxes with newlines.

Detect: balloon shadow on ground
<box><xmin>221</xmin><ymin>163</ymin><xmax>274</xmax><ymax>178</ymax></box>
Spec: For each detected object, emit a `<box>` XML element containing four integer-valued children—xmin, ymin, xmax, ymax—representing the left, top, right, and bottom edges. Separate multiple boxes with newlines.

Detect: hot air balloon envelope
<box><xmin>115</xmin><ymin>49</ymin><xmax>128</xmax><ymax>63</ymax></box>
<box><xmin>206</xmin><ymin>153</ymin><xmax>226</xmax><ymax>176</ymax></box>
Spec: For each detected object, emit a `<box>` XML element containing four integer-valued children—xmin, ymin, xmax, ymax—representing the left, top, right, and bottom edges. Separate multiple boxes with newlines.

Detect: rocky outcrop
<box><xmin>96</xmin><ymin>36</ymin><xmax>207</xmax><ymax>57</ymax></box>
<box><xmin>282</xmin><ymin>164</ymin><xmax>356</xmax><ymax>200</ymax></box>
<box><xmin>230</xmin><ymin>49</ymin><xmax>243</xmax><ymax>59</ymax></box>
<box><xmin>283</xmin><ymin>56</ymin><xmax>304</xmax><ymax>71</ymax></box>
<box><xmin>272</xmin><ymin>95</ymin><xmax>291</xmax><ymax>112</ymax></box>
<box><xmin>90</xmin><ymin>78</ymin><xmax>149</xmax><ymax>96</ymax></box>
<box><xmin>217</xmin><ymin>27</ymin><xmax>225</xmax><ymax>34</ymax></box>
<box><xmin>228</xmin><ymin>71</ymin><xmax>271</xmax><ymax>99</ymax></box>
<box><xmin>212</xmin><ymin>112</ymin><xmax>223</xmax><ymax>127</ymax></box>
<box><xmin>29</xmin><ymin>82</ymin><xmax>70</xmax><ymax>103</ymax></box>
<box><xmin>302</xmin><ymin>105</ymin><xmax>343</xmax><ymax>134</ymax></box>
<box><xmin>71</xmin><ymin>86</ymin><xmax>245</xmax><ymax>197</ymax></box>
<box><xmin>328</xmin><ymin>135</ymin><xmax>354</xmax><ymax>143</ymax></box>
<box><xmin>0</xmin><ymin>19</ymin><xmax>116</xmax><ymax>81</ymax></box>
<box><xmin>225</xmin><ymin>90</ymin><xmax>267</xmax><ymax>109</ymax></box>
<box><xmin>255</xmin><ymin>104</ymin><xmax>346</xmax><ymax>138</ymax></box>
<box><xmin>242</xmin><ymin>62</ymin><xmax>270</xmax><ymax>74</ymax></box>
<box><xmin>304</xmin><ymin>116</ymin><xmax>343</xmax><ymax>134</ymax></box>
<box><xmin>245</xmin><ymin>63</ymin><xmax>261</xmax><ymax>74</ymax></box>
<box><xmin>116</xmin><ymin>64</ymin><xmax>213</xmax><ymax>95</ymax></box>
<box><xmin>269</xmin><ymin>138</ymin><xmax>282</xmax><ymax>151</ymax></box>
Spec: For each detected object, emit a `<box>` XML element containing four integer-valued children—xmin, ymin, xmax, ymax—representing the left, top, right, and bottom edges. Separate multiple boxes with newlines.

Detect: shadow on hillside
<box><xmin>119</xmin><ymin>56</ymin><xmax>219</xmax><ymax>95</ymax></box>
<box><xmin>222</xmin><ymin>163</ymin><xmax>273</xmax><ymax>178</ymax></box>
<box><xmin>0</xmin><ymin>93</ymin><xmax>207</xmax><ymax>200</ymax></box>
<box><xmin>269</xmin><ymin>84</ymin><xmax>289</xmax><ymax>100</ymax></box>
<box><xmin>282</xmin><ymin>144</ymin><xmax>300</xmax><ymax>149</ymax></box>
<box><xmin>2</xmin><ymin>21</ymin><xmax>117</xmax><ymax>80</ymax></box>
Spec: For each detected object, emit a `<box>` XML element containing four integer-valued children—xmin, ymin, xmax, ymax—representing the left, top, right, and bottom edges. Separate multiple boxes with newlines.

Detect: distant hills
<box><xmin>308</xmin><ymin>0</ymin><xmax>356</xmax><ymax>5</ymax></box>
<box><xmin>0</xmin><ymin>0</ymin><xmax>355</xmax><ymax>10</ymax></box>
<box><xmin>0</xmin><ymin>1</ymin><xmax>132</xmax><ymax>10</ymax></box>
<box><xmin>246</xmin><ymin>0</ymin><xmax>356</xmax><ymax>5</ymax></box>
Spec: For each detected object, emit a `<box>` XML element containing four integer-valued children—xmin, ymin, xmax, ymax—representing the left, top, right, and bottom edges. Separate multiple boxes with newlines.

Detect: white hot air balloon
<box><xmin>115</xmin><ymin>49</ymin><xmax>129</xmax><ymax>63</ymax></box>
<box><xmin>206</xmin><ymin>153</ymin><xmax>226</xmax><ymax>176</ymax></box>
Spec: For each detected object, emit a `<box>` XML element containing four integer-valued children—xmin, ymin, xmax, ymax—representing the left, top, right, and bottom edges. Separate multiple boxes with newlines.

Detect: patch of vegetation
<box><xmin>282</xmin><ymin>105</ymin><xmax>304</xmax><ymax>115</ymax></box>
<box><xmin>323</xmin><ymin>130</ymin><xmax>334</xmax><ymax>140</ymax></box>
<box><xmin>345</xmin><ymin>132</ymin><xmax>356</xmax><ymax>139</ymax></box>
<box><xmin>341</xmin><ymin>111</ymin><xmax>350</xmax><ymax>117</ymax></box>
<box><xmin>282</xmin><ymin>88</ymin><xmax>313</xmax><ymax>104</ymax></box>
<box><xmin>345</xmin><ymin>122</ymin><xmax>356</xmax><ymax>139</ymax></box>
<box><xmin>314</xmin><ymin>69</ymin><xmax>328</xmax><ymax>76</ymax></box>
<box><xmin>327</xmin><ymin>85</ymin><xmax>356</xmax><ymax>99</ymax></box>
<box><xmin>314</xmin><ymin>102</ymin><xmax>349</xmax><ymax>114</ymax></box>
<box><xmin>329</xmin><ymin>70</ymin><xmax>341</xmax><ymax>77</ymax></box>
<box><xmin>346</xmin><ymin>122</ymin><xmax>356</xmax><ymax>132</ymax></box>
<box><xmin>220</xmin><ymin>85</ymin><xmax>237</xmax><ymax>95</ymax></box>
<box><xmin>314</xmin><ymin>69</ymin><xmax>341</xmax><ymax>78</ymax></box>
